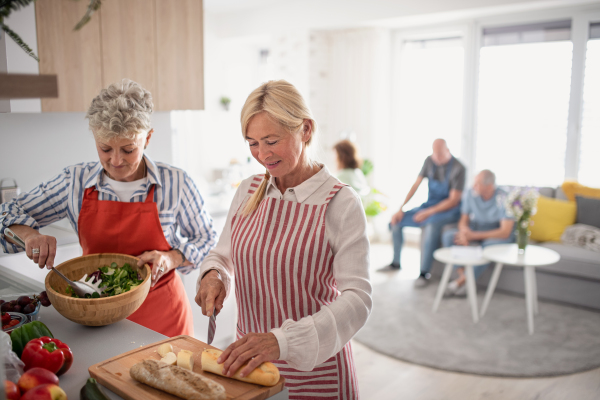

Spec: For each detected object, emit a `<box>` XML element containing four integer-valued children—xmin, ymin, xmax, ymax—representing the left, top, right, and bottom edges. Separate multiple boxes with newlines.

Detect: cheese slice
<box><xmin>158</xmin><ymin>343</ymin><xmax>174</xmax><ymax>358</ymax></box>
<box><xmin>160</xmin><ymin>352</ymin><xmax>177</xmax><ymax>366</ymax></box>
<box><xmin>177</xmin><ymin>350</ymin><xmax>194</xmax><ymax>370</ymax></box>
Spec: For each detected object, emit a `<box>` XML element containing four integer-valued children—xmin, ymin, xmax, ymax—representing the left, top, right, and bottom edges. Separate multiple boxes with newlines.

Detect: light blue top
<box><xmin>461</xmin><ymin>188</ymin><xmax>511</xmax><ymax>226</ymax></box>
<box><xmin>337</xmin><ymin>168</ymin><xmax>370</xmax><ymax>197</ymax></box>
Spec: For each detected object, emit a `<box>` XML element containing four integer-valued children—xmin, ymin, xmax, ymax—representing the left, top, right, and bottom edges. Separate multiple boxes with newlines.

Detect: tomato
<box><xmin>10</xmin><ymin>319</ymin><xmax>20</xmax><ymax>327</ymax></box>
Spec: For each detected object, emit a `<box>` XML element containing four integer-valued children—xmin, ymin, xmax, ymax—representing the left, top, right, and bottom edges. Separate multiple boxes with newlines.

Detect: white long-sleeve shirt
<box><xmin>197</xmin><ymin>166</ymin><xmax>372</xmax><ymax>371</ymax></box>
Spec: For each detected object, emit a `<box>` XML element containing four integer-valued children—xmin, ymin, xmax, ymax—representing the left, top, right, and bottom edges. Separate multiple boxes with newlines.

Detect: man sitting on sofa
<box><xmin>382</xmin><ymin>139</ymin><xmax>465</xmax><ymax>288</ymax></box>
<box><xmin>442</xmin><ymin>169</ymin><xmax>515</xmax><ymax>297</ymax></box>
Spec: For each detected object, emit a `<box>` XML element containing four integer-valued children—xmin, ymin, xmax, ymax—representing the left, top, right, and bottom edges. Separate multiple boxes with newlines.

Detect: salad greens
<box><xmin>66</xmin><ymin>262</ymin><xmax>144</xmax><ymax>298</ymax></box>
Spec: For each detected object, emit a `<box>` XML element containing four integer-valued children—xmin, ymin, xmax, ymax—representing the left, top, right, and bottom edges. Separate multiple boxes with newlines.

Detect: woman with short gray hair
<box><xmin>0</xmin><ymin>79</ymin><xmax>217</xmax><ymax>337</ymax></box>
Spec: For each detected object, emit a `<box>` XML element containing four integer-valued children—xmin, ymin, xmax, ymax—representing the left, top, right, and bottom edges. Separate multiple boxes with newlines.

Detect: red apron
<box><xmin>78</xmin><ymin>184</ymin><xmax>193</xmax><ymax>337</ymax></box>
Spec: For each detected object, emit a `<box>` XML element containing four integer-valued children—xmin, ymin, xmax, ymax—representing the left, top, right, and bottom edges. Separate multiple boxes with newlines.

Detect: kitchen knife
<box><xmin>207</xmin><ymin>307</ymin><xmax>217</xmax><ymax>345</ymax></box>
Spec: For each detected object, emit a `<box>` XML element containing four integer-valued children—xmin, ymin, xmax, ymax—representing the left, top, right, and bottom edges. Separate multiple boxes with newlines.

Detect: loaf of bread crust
<box><xmin>130</xmin><ymin>360</ymin><xmax>226</xmax><ymax>400</ymax></box>
<box><xmin>201</xmin><ymin>348</ymin><xmax>280</xmax><ymax>387</ymax></box>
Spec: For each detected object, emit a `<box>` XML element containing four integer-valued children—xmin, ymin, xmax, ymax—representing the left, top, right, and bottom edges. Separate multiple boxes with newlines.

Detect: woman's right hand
<box><xmin>22</xmin><ymin>230</ymin><xmax>57</xmax><ymax>269</ymax></box>
<box><xmin>195</xmin><ymin>270</ymin><xmax>226</xmax><ymax>317</ymax></box>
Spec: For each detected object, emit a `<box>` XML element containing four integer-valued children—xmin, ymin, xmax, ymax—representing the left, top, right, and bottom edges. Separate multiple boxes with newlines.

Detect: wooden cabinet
<box><xmin>155</xmin><ymin>0</ymin><xmax>204</xmax><ymax>111</ymax></box>
<box><xmin>35</xmin><ymin>0</ymin><xmax>204</xmax><ymax>112</ymax></box>
<box><xmin>100</xmin><ymin>0</ymin><xmax>158</xmax><ymax>108</ymax></box>
<box><xmin>36</xmin><ymin>0</ymin><xmax>103</xmax><ymax>112</ymax></box>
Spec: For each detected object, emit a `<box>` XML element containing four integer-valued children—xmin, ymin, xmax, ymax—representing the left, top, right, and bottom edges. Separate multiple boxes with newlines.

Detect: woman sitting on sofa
<box><xmin>334</xmin><ymin>140</ymin><xmax>370</xmax><ymax>197</ymax></box>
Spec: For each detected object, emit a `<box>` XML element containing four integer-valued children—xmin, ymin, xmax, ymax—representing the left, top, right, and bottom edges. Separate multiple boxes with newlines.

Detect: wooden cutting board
<box><xmin>88</xmin><ymin>335</ymin><xmax>285</xmax><ymax>400</ymax></box>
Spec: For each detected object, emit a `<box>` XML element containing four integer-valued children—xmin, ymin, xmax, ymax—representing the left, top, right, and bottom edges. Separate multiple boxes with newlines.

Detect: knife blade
<box><xmin>207</xmin><ymin>307</ymin><xmax>217</xmax><ymax>345</ymax></box>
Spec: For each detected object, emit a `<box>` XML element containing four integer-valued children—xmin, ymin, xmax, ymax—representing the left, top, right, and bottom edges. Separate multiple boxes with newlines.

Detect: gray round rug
<box><xmin>354</xmin><ymin>276</ymin><xmax>600</xmax><ymax>377</ymax></box>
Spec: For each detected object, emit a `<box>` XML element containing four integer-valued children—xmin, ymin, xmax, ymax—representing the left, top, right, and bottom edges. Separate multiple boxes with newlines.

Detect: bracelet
<box><xmin>203</xmin><ymin>268</ymin><xmax>221</xmax><ymax>280</ymax></box>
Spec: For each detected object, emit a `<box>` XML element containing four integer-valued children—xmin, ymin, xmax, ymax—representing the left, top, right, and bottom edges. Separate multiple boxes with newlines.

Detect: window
<box><xmin>394</xmin><ymin>37</ymin><xmax>464</xmax><ymax>207</ymax></box>
<box><xmin>475</xmin><ymin>21</ymin><xmax>573</xmax><ymax>187</ymax></box>
<box><xmin>578</xmin><ymin>23</ymin><xmax>600</xmax><ymax>187</ymax></box>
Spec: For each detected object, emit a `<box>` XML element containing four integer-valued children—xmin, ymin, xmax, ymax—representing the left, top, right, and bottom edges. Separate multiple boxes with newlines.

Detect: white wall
<box><xmin>173</xmin><ymin>19</ymin><xmax>314</xmax><ymax>185</ymax></box>
<box><xmin>2</xmin><ymin>3</ymin><xmax>41</xmax><ymax>112</ymax></box>
<box><xmin>309</xmin><ymin>28</ymin><xmax>392</xmax><ymax>189</ymax></box>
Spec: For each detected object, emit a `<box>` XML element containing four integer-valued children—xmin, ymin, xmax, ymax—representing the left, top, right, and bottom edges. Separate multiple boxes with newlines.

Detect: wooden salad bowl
<box><xmin>45</xmin><ymin>253</ymin><xmax>152</xmax><ymax>326</ymax></box>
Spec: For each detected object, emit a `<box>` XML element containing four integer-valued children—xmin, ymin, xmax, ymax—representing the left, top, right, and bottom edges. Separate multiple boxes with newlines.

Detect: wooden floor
<box><xmin>352</xmin><ymin>340</ymin><xmax>600</xmax><ymax>400</ymax></box>
<box><xmin>353</xmin><ymin>243</ymin><xmax>600</xmax><ymax>399</ymax></box>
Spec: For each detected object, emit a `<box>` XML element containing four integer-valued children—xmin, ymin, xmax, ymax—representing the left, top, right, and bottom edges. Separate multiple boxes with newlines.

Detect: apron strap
<box><xmin>85</xmin><ymin>184</ymin><xmax>156</xmax><ymax>203</ymax></box>
<box><xmin>247</xmin><ymin>175</ymin><xmax>265</xmax><ymax>196</ymax></box>
<box><xmin>145</xmin><ymin>184</ymin><xmax>156</xmax><ymax>203</ymax></box>
<box><xmin>84</xmin><ymin>186</ymin><xmax>99</xmax><ymax>200</ymax></box>
<box><xmin>444</xmin><ymin>157</ymin><xmax>455</xmax><ymax>183</ymax></box>
<box><xmin>325</xmin><ymin>183</ymin><xmax>348</xmax><ymax>204</ymax></box>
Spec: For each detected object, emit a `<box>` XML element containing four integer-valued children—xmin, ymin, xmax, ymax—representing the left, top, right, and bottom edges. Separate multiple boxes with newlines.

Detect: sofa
<box><xmin>425</xmin><ymin>186</ymin><xmax>600</xmax><ymax>311</ymax></box>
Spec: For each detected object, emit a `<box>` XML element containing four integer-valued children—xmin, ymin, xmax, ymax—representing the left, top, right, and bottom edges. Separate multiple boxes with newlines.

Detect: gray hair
<box><xmin>86</xmin><ymin>79</ymin><xmax>153</xmax><ymax>140</ymax></box>
<box><xmin>480</xmin><ymin>169</ymin><xmax>496</xmax><ymax>186</ymax></box>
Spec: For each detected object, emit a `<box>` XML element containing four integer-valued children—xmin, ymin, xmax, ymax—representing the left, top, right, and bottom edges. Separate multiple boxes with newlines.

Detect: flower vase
<box><xmin>517</xmin><ymin>223</ymin><xmax>530</xmax><ymax>254</ymax></box>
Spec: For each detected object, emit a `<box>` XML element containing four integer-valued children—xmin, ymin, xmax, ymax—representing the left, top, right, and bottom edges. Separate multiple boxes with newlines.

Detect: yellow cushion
<box><xmin>530</xmin><ymin>196</ymin><xmax>576</xmax><ymax>242</ymax></box>
<box><xmin>561</xmin><ymin>181</ymin><xmax>600</xmax><ymax>202</ymax></box>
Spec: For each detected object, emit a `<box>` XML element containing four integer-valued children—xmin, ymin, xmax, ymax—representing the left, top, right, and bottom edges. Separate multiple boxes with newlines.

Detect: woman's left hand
<box><xmin>218</xmin><ymin>332</ymin><xmax>280</xmax><ymax>378</ymax></box>
<box><xmin>137</xmin><ymin>250</ymin><xmax>181</xmax><ymax>287</ymax></box>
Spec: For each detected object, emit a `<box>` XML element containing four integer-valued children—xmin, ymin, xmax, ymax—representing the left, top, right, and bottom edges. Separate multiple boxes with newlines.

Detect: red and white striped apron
<box><xmin>231</xmin><ymin>175</ymin><xmax>359</xmax><ymax>400</ymax></box>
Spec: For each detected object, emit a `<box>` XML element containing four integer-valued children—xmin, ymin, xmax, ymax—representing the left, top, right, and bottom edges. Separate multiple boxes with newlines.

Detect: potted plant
<box><xmin>220</xmin><ymin>96</ymin><xmax>231</xmax><ymax>111</ymax></box>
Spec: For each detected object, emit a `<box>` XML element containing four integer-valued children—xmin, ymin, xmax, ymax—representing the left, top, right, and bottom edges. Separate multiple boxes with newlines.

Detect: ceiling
<box><xmin>204</xmin><ymin>0</ymin><xmax>283</xmax><ymax>14</ymax></box>
<box><xmin>204</xmin><ymin>0</ymin><xmax>600</xmax><ymax>38</ymax></box>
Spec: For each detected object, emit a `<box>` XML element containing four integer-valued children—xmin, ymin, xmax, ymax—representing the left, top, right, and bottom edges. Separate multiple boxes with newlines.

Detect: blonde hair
<box><xmin>240</xmin><ymin>80</ymin><xmax>317</xmax><ymax>216</ymax></box>
<box><xmin>86</xmin><ymin>79</ymin><xmax>153</xmax><ymax>140</ymax></box>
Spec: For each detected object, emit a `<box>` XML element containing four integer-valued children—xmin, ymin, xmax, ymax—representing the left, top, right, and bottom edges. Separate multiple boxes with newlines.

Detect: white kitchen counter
<box><xmin>0</xmin><ymin>256</ymin><xmax>288</xmax><ymax>400</ymax></box>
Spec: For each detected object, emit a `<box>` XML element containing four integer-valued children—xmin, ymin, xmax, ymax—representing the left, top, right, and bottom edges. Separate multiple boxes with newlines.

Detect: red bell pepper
<box><xmin>21</xmin><ymin>336</ymin><xmax>73</xmax><ymax>376</ymax></box>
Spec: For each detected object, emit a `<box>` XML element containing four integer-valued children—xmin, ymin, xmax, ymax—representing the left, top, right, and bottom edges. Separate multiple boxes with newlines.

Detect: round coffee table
<box><xmin>432</xmin><ymin>247</ymin><xmax>490</xmax><ymax>323</ymax></box>
<box><xmin>481</xmin><ymin>244</ymin><xmax>560</xmax><ymax>335</ymax></box>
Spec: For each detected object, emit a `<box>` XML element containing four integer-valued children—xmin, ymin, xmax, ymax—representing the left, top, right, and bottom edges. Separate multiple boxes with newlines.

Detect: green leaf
<box><xmin>361</xmin><ymin>159</ymin><xmax>374</xmax><ymax>177</ymax></box>
<box><xmin>1</xmin><ymin>22</ymin><xmax>39</xmax><ymax>61</ymax></box>
<box><xmin>73</xmin><ymin>0</ymin><xmax>101</xmax><ymax>31</ymax></box>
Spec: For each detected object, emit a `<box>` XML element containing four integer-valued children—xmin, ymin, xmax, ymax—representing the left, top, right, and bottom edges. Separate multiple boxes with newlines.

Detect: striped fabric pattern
<box><xmin>0</xmin><ymin>155</ymin><xmax>217</xmax><ymax>274</ymax></box>
<box><xmin>232</xmin><ymin>175</ymin><xmax>359</xmax><ymax>399</ymax></box>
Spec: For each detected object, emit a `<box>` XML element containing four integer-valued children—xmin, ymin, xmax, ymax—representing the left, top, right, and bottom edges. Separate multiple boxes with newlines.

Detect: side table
<box><xmin>481</xmin><ymin>244</ymin><xmax>560</xmax><ymax>334</ymax></box>
<box><xmin>432</xmin><ymin>247</ymin><xmax>490</xmax><ymax>323</ymax></box>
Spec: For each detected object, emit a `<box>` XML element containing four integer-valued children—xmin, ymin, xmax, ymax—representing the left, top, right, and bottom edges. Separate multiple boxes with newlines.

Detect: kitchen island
<box><xmin>1</xmin><ymin>259</ymin><xmax>288</xmax><ymax>399</ymax></box>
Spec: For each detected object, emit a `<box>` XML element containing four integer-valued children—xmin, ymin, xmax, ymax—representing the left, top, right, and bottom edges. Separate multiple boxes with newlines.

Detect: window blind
<box><xmin>482</xmin><ymin>20</ymin><xmax>571</xmax><ymax>46</ymax></box>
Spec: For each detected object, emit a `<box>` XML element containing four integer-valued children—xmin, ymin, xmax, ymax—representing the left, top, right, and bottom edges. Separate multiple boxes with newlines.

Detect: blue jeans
<box><xmin>441</xmin><ymin>228</ymin><xmax>515</xmax><ymax>279</ymax></box>
<box><xmin>391</xmin><ymin>206</ymin><xmax>460</xmax><ymax>274</ymax></box>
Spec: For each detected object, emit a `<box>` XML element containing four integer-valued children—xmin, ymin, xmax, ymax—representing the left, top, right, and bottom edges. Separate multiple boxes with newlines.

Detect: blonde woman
<box><xmin>0</xmin><ymin>79</ymin><xmax>217</xmax><ymax>337</ymax></box>
<box><xmin>196</xmin><ymin>80</ymin><xmax>371</xmax><ymax>398</ymax></box>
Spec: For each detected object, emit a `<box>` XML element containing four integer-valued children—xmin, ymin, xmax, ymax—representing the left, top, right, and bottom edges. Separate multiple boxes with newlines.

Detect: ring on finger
<box><xmin>159</xmin><ymin>266</ymin><xmax>165</xmax><ymax>273</ymax></box>
<box><xmin>32</xmin><ymin>248</ymin><xmax>40</xmax><ymax>254</ymax></box>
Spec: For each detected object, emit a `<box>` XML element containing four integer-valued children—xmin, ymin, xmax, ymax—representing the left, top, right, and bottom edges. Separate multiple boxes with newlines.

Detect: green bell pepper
<box><xmin>10</xmin><ymin>320</ymin><xmax>54</xmax><ymax>358</ymax></box>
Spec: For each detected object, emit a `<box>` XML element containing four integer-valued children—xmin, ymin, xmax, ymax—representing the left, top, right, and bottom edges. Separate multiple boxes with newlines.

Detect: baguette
<box><xmin>201</xmin><ymin>348</ymin><xmax>280</xmax><ymax>387</ymax></box>
<box><xmin>130</xmin><ymin>360</ymin><xmax>226</xmax><ymax>400</ymax></box>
